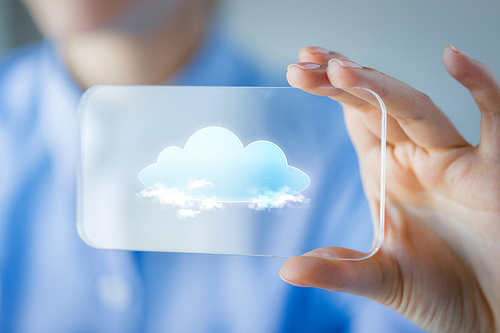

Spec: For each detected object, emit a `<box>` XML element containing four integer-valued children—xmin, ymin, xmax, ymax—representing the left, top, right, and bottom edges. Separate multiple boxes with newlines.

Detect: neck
<box><xmin>61</xmin><ymin>2</ymin><xmax>209</xmax><ymax>90</ymax></box>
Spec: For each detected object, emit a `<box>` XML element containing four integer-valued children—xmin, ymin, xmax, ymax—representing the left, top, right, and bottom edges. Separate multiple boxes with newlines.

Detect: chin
<box><xmin>23</xmin><ymin>0</ymin><xmax>137</xmax><ymax>39</ymax></box>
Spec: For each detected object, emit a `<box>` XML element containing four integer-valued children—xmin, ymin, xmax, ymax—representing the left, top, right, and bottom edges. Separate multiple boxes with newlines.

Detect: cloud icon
<box><xmin>138</xmin><ymin>126</ymin><xmax>310</xmax><ymax>216</ymax></box>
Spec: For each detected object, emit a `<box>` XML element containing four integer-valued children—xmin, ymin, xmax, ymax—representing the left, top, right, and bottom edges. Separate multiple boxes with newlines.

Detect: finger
<box><xmin>287</xmin><ymin>60</ymin><xmax>410</xmax><ymax>145</ymax></box>
<box><xmin>326</xmin><ymin>59</ymin><xmax>470</xmax><ymax>150</ymax></box>
<box><xmin>442</xmin><ymin>45</ymin><xmax>500</xmax><ymax>157</ymax></box>
<box><xmin>286</xmin><ymin>64</ymin><xmax>380</xmax><ymax>118</ymax></box>
<box><xmin>340</xmin><ymin>90</ymin><xmax>410</xmax><ymax>146</ymax></box>
<box><xmin>279</xmin><ymin>247</ymin><xmax>396</xmax><ymax>302</ymax></box>
<box><xmin>287</xmin><ymin>65</ymin><xmax>388</xmax><ymax>143</ymax></box>
<box><xmin>343</xmin><ymin>104</ymin><xmax>383</xmax><ymax>153</ymax></box>
<box><xmin>286</xmin><ymin>62</ymin><xmax>332</xmax><ymax>90</ymax></box>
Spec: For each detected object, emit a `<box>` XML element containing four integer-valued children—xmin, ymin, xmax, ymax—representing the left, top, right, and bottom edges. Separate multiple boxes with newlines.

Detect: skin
<box><xmin>22</xmin><ymin>0</ymin><xmax>213</xmax><ymax>89</ymax></box>
<box><xmin>282</xmin><ymin>46</ymin><xmax>500</xmax><ymax>332</ymax></box>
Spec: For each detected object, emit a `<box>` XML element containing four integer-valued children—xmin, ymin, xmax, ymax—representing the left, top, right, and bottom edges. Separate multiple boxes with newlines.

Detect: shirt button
<box><xmin>95</xmin><ymin>275</ymin><xmax>133</xmax><ymax>312</ymax></box>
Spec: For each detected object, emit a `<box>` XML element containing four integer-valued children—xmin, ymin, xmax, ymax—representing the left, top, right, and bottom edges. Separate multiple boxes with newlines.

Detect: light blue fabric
<box><xmin>0</xmin><ymin>31</ymin><xmax>427</xmax><ymax>332</ymax></box>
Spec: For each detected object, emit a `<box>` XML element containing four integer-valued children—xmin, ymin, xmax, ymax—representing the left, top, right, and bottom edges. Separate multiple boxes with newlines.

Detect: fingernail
<box><xmin>301</xmin><ymin>46</ymin><xmax>331</xmax><ymax>55</ymax></box>
<box><xmin>328</xmin><ymin>58</ymin><xmax>363</xmax><ymax>69</ymax></box>
<box><xmin>287</xmin><ymin>62</ymin><xmax>323</xmax><ymax>71</ymax></box>
<box><xmin>445</xmin><ymin>44</ymin><xmax>465</xmax><ymax>55</ymax></box>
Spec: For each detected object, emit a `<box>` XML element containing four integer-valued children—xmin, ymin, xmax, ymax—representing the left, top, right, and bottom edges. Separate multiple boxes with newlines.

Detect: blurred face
<box><xmin>22</xmin><ymin>0</ymin><xmax>183</xmax><ymax>40</ymax></box>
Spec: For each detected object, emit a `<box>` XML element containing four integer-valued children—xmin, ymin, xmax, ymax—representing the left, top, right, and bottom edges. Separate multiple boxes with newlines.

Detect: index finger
<box><xmin>327</xmin><ymin>59</ymin><xmax>470</xmax><ymax>151</ymax></box>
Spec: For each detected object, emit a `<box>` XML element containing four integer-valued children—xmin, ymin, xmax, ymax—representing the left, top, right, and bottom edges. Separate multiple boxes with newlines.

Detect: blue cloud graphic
<box><xmin>139</xmin><ymin>126</ymin><xmax>310</xmax><ymax>202</ymax></box>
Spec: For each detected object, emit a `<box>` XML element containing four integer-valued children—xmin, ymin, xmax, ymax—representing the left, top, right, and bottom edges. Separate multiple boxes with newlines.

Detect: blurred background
<box><xmin>1</xmin><ymin>0</ymin><xmax>499</xmax><ymax>145</ymax></box>
<box><xmin>0</xmin><ymin>0</ymin><xmax>41</xmax><ymax>52</ymax></box>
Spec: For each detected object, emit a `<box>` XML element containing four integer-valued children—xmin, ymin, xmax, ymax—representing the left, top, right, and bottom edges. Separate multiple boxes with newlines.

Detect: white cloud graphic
<box><xmin>137</xmin><ymin>184</ymin><xmax>224</xmax><ymax>219</ymax></box>
<box><xmin>248</xmin><ymin>186</ymin><xmax>310</xmax><ymax>211</ymax></box>
<box><xmin>138</xmin><ymin>186</ymin><xmax>192</xmax><ymax>207</ymax></box>
<box><xmin>188</xmin><ymin>179</ymin><xmax>213</xmax><ymax>189</ymax></box>
<box><xmin>138</xmin><ymin>126</ymin><xmax>310</xmax><ymax>216</ymax></box>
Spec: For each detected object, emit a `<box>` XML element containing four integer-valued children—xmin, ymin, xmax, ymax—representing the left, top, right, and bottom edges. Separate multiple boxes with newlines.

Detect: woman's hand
<box><xmin>281</xmin><ymin>45</ymin><xmax>500</xmax><ymax>333</ymax></box>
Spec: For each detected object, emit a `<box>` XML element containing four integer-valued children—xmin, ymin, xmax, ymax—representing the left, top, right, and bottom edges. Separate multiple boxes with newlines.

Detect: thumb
<box><xmin>279</xmin><ymin>247</ymin><xmax>399</xmax><ymax>304</ymax></box>
<box><xmin>442</xmin><ymin>44</ymin><xmax>500</xmax><ymax>156</ymax></box>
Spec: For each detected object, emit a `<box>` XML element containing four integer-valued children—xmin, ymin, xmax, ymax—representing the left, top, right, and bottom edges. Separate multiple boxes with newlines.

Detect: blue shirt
<box><xmin>0</xmin><ymin>31</ymin><xmax>427</xmax><ymax>332</ymax></box>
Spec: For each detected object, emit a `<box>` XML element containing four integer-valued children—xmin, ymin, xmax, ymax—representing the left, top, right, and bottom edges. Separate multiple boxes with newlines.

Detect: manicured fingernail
<box><xmin>301</xmin><ymin>46</ymin><xmax>331</xmax><ymax>55</ymax></box>
<box><xmin>445</xmin><ymin>44</ymin><xmax>465</xmax><ymax>55</ymax></box>
<box><xmin>287</xmin><ymin>62</ymin><xmax>323</xmax><ymax>71</ymax></box>
<box><xmin>328</xmin><ymin>58</ymin><xmax>363</xmax><ymax>69</ymax></box>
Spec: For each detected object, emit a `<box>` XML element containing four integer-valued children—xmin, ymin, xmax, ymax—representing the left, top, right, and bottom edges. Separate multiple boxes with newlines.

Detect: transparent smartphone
<box><xmin>77</xmin><ymin>86</ymin><xmax>386</xmax><ymax>260</ymax></box>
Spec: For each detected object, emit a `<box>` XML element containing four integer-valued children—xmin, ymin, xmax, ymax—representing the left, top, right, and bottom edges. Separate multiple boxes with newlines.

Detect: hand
<box><xmin>281</xmin><ymin>46</ymin><xmax>500</xmax><ymax>333</ymax></box>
